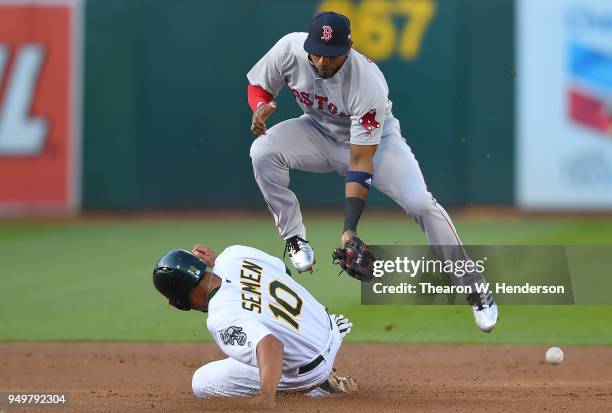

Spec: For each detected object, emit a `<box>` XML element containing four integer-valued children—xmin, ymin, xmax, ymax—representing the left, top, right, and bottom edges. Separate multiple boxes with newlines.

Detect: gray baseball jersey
<box><xmin>248</xmin><ymin>33</ymin><xmax>487</xmax><ymax>293</ymax></box>
<box><xmin>247</xmin><ymin>32</ymin><xmax>398</xmax><ymax>146</ymax></box>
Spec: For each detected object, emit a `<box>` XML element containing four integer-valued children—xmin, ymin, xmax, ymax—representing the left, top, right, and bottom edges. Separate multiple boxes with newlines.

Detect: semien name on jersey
<box><xmin>240</xmin><ymin>260</ymin><xmax>263</xmax><ymax>313</ymax></box>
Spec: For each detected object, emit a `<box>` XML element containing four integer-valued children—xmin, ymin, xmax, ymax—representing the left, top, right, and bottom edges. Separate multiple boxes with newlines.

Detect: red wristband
<box><xmin>248</xmin><ymin>84</ymin><xmax>273</xmax><ymax>112</ymax></box>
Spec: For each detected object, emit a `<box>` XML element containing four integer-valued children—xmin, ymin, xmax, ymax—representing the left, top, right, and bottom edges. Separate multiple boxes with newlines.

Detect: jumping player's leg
<box><xmin>369</xmin><ymin>135</ymin><xmax>485</xmax><ymax>287</ymax></box>
<box><xmin>250</xmin><ymin>116</ymin><xmax>338</xmax><ymax>240</ymax></box>
<box><xmin>365</xmin><ymin>135</ymin><xmax>498</xmax><ymax>331</ymax></box>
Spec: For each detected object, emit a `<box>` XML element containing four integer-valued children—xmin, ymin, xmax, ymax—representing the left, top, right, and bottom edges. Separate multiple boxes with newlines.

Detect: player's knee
<box><xmin>250</xmin><ymin>137</ymin><xmax>286</xmax><ymax>170</ymax></box>
<box><xmin>250</xmin><ymin>136</ymin><xmax>273</xmax><ymax>161</ymax></box>
<box><xmin>191</xmin><ymin>364</ymin><xmax>217</xmax><ymax>399</ymax></box>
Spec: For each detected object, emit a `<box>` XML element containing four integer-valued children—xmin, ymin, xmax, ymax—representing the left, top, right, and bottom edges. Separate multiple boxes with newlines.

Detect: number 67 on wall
<box><xmin>317</xmin><ymin>0</ymin><xmax>437</xmax><ymax>61</ymax></box>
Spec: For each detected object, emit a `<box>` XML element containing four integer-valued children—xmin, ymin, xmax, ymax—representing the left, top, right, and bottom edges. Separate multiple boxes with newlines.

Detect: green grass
<box><xmin>1</xmin><ymin>213</ymin><xmax>612</xmax><ymax>345</ymax></box>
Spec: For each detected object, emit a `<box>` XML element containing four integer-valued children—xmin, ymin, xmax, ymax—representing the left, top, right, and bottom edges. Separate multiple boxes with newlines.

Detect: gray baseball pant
<box><xmin>250</xmin><ymin>115</ymin><xmax>485</xmax><ymax>287</ymax></box>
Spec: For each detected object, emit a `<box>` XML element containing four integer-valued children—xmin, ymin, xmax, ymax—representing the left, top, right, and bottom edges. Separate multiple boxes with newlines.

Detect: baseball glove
<box><xmin>332</xmin><ymin>236</ymin><xmax>376</xmax><ymax>282</ymax></box>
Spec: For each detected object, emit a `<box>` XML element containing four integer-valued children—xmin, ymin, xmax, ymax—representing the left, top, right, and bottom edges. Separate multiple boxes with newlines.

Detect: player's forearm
<box><xmin>344</xmin><ymin>144</ymin><xmax>377</xmax><ymax>233</ymax></box>
<box><xmin>346</xmin><ymin>150</ymin><xmax>372</xmax><ymax>199</ymax></box>
<box><xmin>348</xmin><ymin>148</ymin><xmax>375</xmax><ymax>173</ymax></box>
<box><xmin>345</xmin><ymin>143</ymin><xmax>377</xmax><ymax>198</ymax></box>
<box><xmin>256</xmin><ymin>335</ymin><xmax>284</xmax><ymax>399</ymax></box>
<box><xmin>346</xmin><ymin>181</ymin><xmax>369</xmax><ymax>199</ymax></box>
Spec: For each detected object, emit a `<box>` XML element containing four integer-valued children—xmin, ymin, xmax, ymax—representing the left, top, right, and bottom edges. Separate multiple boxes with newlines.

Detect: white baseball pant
<box><xmin>192</xmin><ymin>320</ymin><xmax>342</xmax><ymax>398</ymax></box>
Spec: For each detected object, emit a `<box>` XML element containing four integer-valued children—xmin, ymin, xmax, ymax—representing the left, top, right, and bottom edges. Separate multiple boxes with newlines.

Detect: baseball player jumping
<box><xmin>247</xmin><ymin>11</ymin><xmax>498</xmax><ymax>332</ymax></box>
<box><xmin>153</xmin><ymin>244</ymin><xmax>356</xmax><ymax>407</ymax></box>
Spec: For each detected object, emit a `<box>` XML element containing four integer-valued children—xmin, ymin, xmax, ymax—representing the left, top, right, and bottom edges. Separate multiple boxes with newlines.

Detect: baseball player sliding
<box><xmin>153</xmin><ymin>244</ymin><xmax>356</xmax><ymax>407</ymax></box>
<box><xmin>247</xmin><ymin>11</ymin><xmax>498</xmax><ymax>332</ymax></box>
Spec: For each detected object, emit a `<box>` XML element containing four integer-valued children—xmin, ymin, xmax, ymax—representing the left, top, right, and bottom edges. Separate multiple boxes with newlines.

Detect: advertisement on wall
<box><xmin>0</xmin><ymin>0</ymin><xmax>81</xmax><ymax>215</ymax></box>
<box><xmin>517</xmin><ymin>0</ymin><xmax>612</xmax><ymax>209</ymax></box>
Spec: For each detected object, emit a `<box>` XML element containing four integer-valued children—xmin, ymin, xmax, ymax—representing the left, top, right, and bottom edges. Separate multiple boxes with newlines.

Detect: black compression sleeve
<box><xmin>344</xmin><ymin>197</ymin><xmax>366</xmax><ymax>232</ymax></box>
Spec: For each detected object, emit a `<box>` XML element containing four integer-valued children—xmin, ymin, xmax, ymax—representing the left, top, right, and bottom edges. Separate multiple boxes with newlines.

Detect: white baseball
<box><xmin>545</xmin><ymin>347</ymin><xmax>564</xmax><ymax>365</ymax></box>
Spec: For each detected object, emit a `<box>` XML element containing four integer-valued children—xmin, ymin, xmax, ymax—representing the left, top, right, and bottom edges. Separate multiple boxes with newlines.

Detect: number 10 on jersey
<box><xmin>268</xmin><ymin>280</ymin><xmax>303</xmax><ymax>330</ymax></box>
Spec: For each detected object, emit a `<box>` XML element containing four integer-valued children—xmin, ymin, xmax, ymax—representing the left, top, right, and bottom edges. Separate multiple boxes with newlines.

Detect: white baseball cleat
<box><xmin>468</xmin><ymin>290</ymin><xmax>498</xmax><ymax>333</ymax></box>
<box><xmin>284</xmin><ymin>235</ymin><xmax>316</xmax><ymax>272</ymax></box>
<box><xmin>319</xmin><ymin>371</ymin><xmax>358</xmax><ymax>394</ymax></box>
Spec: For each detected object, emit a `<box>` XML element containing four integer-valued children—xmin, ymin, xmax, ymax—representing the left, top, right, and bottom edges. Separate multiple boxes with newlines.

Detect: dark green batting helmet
<box><xmin>152</xmin><ymin>249</ymin><xmax>207</xmax><ymax>311</ymax></box>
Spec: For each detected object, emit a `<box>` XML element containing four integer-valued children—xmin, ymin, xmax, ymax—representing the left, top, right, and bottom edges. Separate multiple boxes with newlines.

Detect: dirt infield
<box><xmin>1</xmin><ymin>343</ymin><xmax>611</xmax><ymax>412</ymax></box>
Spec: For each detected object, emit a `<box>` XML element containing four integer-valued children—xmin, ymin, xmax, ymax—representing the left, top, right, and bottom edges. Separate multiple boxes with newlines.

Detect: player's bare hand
<box><xmin>251</xmin><ymin>101</ymin><xmax>277</xmax><ymax>137</ymax></box>
<box><xmin>191</xmin><ymin>244</ymin><xmax>217</xmax><ymax>266</ymax></box>
<box><xmin>341</xmin><ymin>230</ymin><xmax>357</xmax><ymax>246</ymax></box>
<box><xmin>248</xmin><ymin>394</ymin><xmax>276</xmax><ymax>409</ymax></box>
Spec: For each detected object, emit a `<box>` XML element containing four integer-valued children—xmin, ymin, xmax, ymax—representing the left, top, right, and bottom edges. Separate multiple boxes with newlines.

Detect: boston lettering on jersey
<box><xmin>289</xmin><ymin>89</ymin><xmax>350</xmax><ymax>118</ymax></box>
<box><xmin>240</xmin><ymin>260</ymin><xmax>263</xmax><ymax>313</ymax></box>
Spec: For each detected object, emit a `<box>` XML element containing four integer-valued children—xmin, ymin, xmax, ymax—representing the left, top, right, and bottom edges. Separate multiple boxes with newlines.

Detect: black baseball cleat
<box><xmin>284</xmin><ymin>235</ymin><xmax>316</xmax><ymax>273</ymax></box>
<box><xmin>468</xmin><ymin>290</ymin><xmax>498</xmax><ymax>333</ymax></box>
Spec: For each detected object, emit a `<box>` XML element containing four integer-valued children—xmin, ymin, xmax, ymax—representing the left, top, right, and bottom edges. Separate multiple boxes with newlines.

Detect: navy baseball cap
<box><xmin>304</xmin><ymin>11</ymin><xmax>351</xmax><ymax>57</ymax></box>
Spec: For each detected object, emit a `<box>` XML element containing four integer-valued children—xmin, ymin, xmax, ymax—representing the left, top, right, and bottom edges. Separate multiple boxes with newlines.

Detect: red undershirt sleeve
<box><xmin>247</xmin><ymin>84</ymin><xmax>273</xmax><ymax>112</ymax></box>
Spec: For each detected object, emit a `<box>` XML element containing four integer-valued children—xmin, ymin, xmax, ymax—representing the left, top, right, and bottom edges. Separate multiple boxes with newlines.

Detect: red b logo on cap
<box><xmin>321</xmin><ymin>25</ymin><xmax>333</xmax><ymax>41</ymax></box>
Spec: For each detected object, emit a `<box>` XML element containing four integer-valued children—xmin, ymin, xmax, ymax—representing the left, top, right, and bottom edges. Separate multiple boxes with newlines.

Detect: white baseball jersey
<box><xmin>247</xmin><ymin>32</ymin><xmax>399</xmax><ymax>146</ymax></box>
<box><xmin>206</xmin><ymin>245</ymin><xmax>334</xmax><ymax>376</ymax></box>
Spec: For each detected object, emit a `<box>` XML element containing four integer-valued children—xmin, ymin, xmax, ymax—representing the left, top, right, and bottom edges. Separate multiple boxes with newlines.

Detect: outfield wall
<box><xmin>0</xmin><ymin>0</ymin><xmax>515</xmax><ymax>212</ymax></box>
<box><xmin>81</xmin><ymin>0</ymin><xmax>515</xmax><ymax>209</ymax></box>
